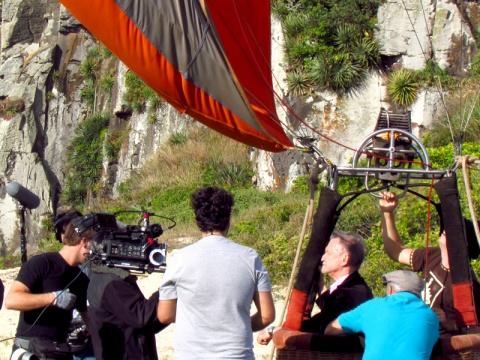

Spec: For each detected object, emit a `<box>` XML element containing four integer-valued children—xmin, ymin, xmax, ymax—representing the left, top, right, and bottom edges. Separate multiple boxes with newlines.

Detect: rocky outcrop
<box><xmin>254</xmin><ymin>0</ymin><xmax>478</xmax><ymax>191</ymax></box>
<box><xmin>0</xmin><ymin>0</ymin><xmax>478</xmax><ymax>252</ymax></box>
<box><xmin>0</xmin><ymin>0</ymin><xmax>93</xmax><ymax>254</ymax></box>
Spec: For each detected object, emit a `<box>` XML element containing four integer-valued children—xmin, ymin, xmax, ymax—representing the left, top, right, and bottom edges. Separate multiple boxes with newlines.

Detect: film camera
<box><xmin>73</xmin><ymin>211</ymin><xmax>174</xmax><ymax>273</ymax></box>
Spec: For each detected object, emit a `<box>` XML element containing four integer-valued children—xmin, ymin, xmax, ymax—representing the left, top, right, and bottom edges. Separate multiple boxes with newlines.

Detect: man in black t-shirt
<box><xmin>5</xmin><ymin>223</ymin><xmax>96</xmax><ymax>360</ymax></box>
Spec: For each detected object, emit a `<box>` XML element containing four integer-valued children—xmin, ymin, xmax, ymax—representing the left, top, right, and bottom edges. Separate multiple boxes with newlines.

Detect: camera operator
<box><xmin>54</xmin><ymin>209</ymin><xmax>95</xmax><ymax>360</ymax></box>
<box><xmin>86</xmin><ymin>230</ymin><xmax>168</xmax><ymax>360</ymax></box>
<box><xmin>5</xmin><ymin>223</ymin><xmax>95</xmax><ymax>360</ymax></box>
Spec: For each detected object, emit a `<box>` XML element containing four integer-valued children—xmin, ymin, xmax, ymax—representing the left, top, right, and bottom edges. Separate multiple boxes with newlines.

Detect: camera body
<box><xmin>73</xmin><ymin>212</ymin><xmax>170</xmax><ymax>273</ymax></box>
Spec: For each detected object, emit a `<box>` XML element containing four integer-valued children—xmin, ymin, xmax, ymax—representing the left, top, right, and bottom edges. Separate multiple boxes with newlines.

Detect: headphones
<box><xmin>54</xmin><ymin>211</ymin><xmax>83</xmax><ymax>242</ymax></box>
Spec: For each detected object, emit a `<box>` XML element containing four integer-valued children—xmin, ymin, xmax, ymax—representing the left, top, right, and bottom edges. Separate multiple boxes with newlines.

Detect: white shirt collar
<box><xmin>329</xmin><ymin>272</ymin><xmax>351</xmax><ymax>294</ymax></box>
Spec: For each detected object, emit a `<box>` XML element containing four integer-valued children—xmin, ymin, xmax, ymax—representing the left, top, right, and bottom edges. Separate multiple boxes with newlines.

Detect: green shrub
<box><xmin>38</xmin><ymin>234</ymin><xmax>63</xmax><ymax>253</ymax></box>
<box><xmin>123</xmin><ymin>72</ymin><xmax>157</xmax><ymax>113</ymax></box>
<box><xmin>290</xmin><ymin>176</ymin><xmax>310</xmax><ymax>195</ymax></box>
<box><xmin>101</xmin><ymin>71</ymin><xmax>115</xmax><ymax>92</ymax></box>
<box><xmin>0</xmin><ymin>254</ymin><xmax>22</xmax><ymax>269</ymax></box>
<box><xmin>427</xmin><ymin>142</ymin><xmax>480</xmax><ymax>169</ymax></box>
<box><xmin>415</xmin><ymin>60</ymin><xmax>458</xmax><ymax>89</ymax></box>
<box><xmin>41</xmin><ymin>215</ymin><xmax>55</xmax><ymax>232</ymax></box>
<box><xmin>101</xmin><ymin>45</ymin><xmax>113</xmax><ymax>59</ymax></box>
<box><xmin>169</xmin><ymin>132</ymin><xmax>189</xmax><ymax>146</ymax></box>
<box><xmin>279</xmin><ymin>0</ymin><xmax>384</xmax><ymax>93</ymax></box>
<box><xmin>201</xmin><ymin>158</ymin><xmax>254</xmax><ymax>188</ymax></box>
<box><xmin>286</xmin><ymin>70</ymin><xmax>312</xmax><ymax>96</ymax></box>
<box><xmin>353</xmin><ymin>37</ymin><xmax>380</xmax><ymax>67</ymax></box>
<box><xmin>80</xmin><ymin>79</ymin><xmax>95</xmax><ymax>106</ymax></box>
<box><xmin>80</xmin><ymin>56</ymin><xmax>99</xmax><ymax>82</ymax></box>
<box><xmin>62</xmin><ymin>113</ymin><xmax>109</xmax><ymax>206</ymax></box>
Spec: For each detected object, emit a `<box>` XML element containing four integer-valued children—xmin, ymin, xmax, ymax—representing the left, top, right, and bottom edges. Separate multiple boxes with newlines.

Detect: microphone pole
<box><xmin>6</xmin><ymin>181</ymin><xmax>41</xmax><ymax>264</ymax></box>
<box><xmin>19</xmin><ymin>205</ymin><xmax>27</xmax><ymax>263</ymax></box>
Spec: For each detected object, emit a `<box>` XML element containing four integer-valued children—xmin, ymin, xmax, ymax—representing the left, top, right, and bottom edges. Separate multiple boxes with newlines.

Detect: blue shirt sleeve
<box><xmin>337</xmin><ymin>299</ymin><xmax>375</xmax><ymax>334</ymax></box>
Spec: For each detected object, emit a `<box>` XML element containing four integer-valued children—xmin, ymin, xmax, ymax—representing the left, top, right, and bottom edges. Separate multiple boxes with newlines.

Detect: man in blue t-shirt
<box><xmin>325</xmin><ymin>270</ymin><xmax>439</xmax><ymax>360</ymax></box>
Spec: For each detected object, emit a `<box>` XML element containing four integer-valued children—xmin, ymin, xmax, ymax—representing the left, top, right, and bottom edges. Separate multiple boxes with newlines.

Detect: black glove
<box><xmin>52</xmin><ymin>289</ymin><xmax>77</xmax><ymax>310</ymax></box>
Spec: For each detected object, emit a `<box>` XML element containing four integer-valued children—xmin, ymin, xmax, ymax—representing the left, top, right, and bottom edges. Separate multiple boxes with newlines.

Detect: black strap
<box><xmin>294</xmin><ymin>187</ymin><xmax>342</xmax><ymax>294</ymax></box>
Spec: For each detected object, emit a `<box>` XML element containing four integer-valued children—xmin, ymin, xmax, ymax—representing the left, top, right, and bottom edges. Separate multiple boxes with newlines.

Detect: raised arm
<box><xmin>379</xmin><ymin>192</ymin><xmax>412</xmax><ymax>265</ymax></box>
<box><xmin>251</xmin><ymin>291</ymin><xmax>275</xmax><ymax>332</ymax></box>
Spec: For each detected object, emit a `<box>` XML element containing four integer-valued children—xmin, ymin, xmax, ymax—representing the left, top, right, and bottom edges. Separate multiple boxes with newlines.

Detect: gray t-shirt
<box><xmin>160</xmin><ymin>235</ymin><xmax>272</xmax><ymax>359</ymax></box>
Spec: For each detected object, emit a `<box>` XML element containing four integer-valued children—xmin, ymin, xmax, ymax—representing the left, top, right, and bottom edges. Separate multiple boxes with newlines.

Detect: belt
<box><xmin>13</xmin><ymin>337</ymin><xmax>73</xmax><ymax>360</ymax></box>
<box><xmin>13</xmin><ymin>337</ymin><xmax>30</xmax><ymax>350</ymax></box>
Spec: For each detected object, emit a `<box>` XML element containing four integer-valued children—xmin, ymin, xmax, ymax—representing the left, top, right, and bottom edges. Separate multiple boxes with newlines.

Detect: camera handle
<box><xmin>142</xmin><ymin>211</ymin><xmax>150</xmax><ymax>230</ymax></box>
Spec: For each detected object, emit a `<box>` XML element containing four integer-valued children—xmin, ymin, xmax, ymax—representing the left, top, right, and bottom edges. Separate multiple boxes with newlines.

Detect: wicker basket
<box><xmin>272</xmin><ymin>331</ymin><xmax>480</xmax><ymax>359</ymax></box>
<box><xmin>276</xmin><ymin>349</ymin><xmax>480</xmax><ymax>359</ymax></box>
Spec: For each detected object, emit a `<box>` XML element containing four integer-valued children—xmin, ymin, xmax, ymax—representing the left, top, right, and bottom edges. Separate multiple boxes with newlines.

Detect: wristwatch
<box><xmin>267</xmin><ymin>325</ymin><xmax>275</xmax><ymax>336</ymax></box>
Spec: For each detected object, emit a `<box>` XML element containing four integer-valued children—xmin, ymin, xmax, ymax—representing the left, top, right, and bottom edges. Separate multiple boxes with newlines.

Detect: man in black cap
<box><xmin>379</xmin><ymin>191</ymin><xmax>480</xmax><ymax>335</ymax></box>
<box><xmin>326</xmin><ymin>270</ymin><xmax>439</xmax><ymax>359</ymax></box>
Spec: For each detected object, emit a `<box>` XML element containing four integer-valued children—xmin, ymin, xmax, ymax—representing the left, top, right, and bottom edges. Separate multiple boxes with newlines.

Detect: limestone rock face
<box><xmin>255</xmin><ymin>0</ymin><xmax>479</xmax><ymax>191</ymax></box>
<box><xmin>0</xmin><ymin>0</ymin><xmax>97</xmax><ymax>254</ymax></box>
<box><xmin>0</xmin><ymin>0</ymin><xmax>478</xmax><ymax>252</ymax></box>
<box><xmin>375</xmin><ymin>0</ymin><xmax>477</xmax><ymax>73</ymax></box>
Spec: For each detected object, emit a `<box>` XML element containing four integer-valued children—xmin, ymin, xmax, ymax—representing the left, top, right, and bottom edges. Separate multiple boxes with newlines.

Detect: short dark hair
<box><xmin>191</xmin><ymin>187</ymin><xmax>234</xmax><ymax>233</ymax></box>
<box><xmin>330</xmin><ymin>230</ymin><xmax>366</xmax><ymax>270</ymax></box>
<box><xmin>54</xmin><ymin>210</ymin><xmax>83</xmax><ymax>241</ymax></box>
<box><xmin>63</xmin><ymin>222</ymin><xmax>96</xmax><ymax>246</ymax></box>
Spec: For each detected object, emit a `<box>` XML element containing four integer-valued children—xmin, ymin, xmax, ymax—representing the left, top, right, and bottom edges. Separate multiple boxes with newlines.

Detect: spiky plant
<box><xmin>286</xmin><ymin>70</ymin><xmax>312</xmax><ymax>96</ymax></box>
<box><xmin>309</xmin><ymin>55</ymin><xmax>331</xmax><ymax>89</ymax></box>
<box><xmin>388</xmin><ymin>69</ymin><xmax>420</xmax><ymax>107</ymax></box>
<box><xmin>283</xmin><ymin>12</ymin><xmax>310</xmax><ymax>40</ymax></box>
<box><xmin>101</xmin><ymin>71</ymin><xmax>115</xmax><ymax>92</ymax></box>
<box><xmin>329</xmin><ymin>57</ymin><xmax>366</xmax><ymax>93</ymax></box>
<box><xmin>333</xmin><ymin>24</ymin><xmax>361</xmax><ymax>52</ymax></box>
<box><xmin>80</xmin><ymin>57</ymin><xmax>99</xmax><ymax>82</ymax></box>
<box><xmin>353</xmin><ymin>38</ymin><xmax>380</xmax><ymax>68</ymax></box>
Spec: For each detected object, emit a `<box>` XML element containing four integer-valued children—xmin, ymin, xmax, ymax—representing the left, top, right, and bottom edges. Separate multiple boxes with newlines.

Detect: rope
<box><xmin>461</xmin><ymin>155</ymin><xmax>480</xmax><ymax>248</ymax></box>
<box><xmin>267</xmin><ymin>166</ymin><xmax>320</xmax><ymax>360</ymax></box>
<box><xmin>457</xmin><ymin>156</ymin><xmax>480</xmax><ymax>167</ymax></box>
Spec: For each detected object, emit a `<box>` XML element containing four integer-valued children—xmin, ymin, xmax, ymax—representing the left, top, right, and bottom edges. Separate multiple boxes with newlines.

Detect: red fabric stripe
<box><xmin>453</xmin><ymin>282</ymin><xmax>478</xmax><ymax>326</ymax></box>
<box><xmin>205</xmin><ymin>0</ymin><xmax>292</xmax><ymax>147</ymax></box>
<box><xmin>283</xmin><ymin>289</ymin><xmax>309</xmax><ymax>331</ymax></box>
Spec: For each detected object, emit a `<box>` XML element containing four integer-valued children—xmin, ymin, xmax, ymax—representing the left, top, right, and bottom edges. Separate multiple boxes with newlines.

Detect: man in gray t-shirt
<box><xmin>158</xmin><ymin>187</ymin><xmax>275</xmax><ymax>359</ymax></box>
